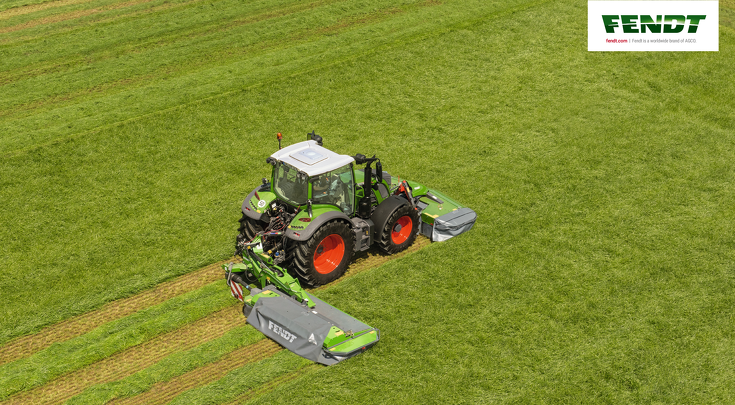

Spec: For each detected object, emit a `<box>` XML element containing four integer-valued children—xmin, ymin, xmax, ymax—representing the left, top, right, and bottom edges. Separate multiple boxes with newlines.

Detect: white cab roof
<box><xmin>270</xmin><ymin>141</ymin><xmax>355</xmax><ymax>177</ymax></box>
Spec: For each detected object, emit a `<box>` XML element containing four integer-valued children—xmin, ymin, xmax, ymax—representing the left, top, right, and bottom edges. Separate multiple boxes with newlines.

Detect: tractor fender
<box><xmin>241</xmin><ymin>184</ymin><xmax>272</xmax><ymax>223</ymax></box>
<box><xmin>285</xmin><ymin>211</ymin><xmax>352</xmax><ymax>242</ymax></box>
<box><xmin>370</xmin><ymin>195</ymin><xmax>411</xmax><ymax>240</ymax></box>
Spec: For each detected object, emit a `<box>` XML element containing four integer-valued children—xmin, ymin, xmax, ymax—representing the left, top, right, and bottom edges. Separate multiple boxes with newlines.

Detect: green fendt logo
<box><xmin>602</xmin><ymin>15</ymin><xmax>706</xmax><ymax>33</ymax></box>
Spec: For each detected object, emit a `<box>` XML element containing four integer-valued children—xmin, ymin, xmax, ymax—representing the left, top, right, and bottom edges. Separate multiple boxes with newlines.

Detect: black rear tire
<box><xmin>291</xmin><ymin>221</ymin><xmax>355</xmax><ymax>287</ymax></box>
<box><xmin>377</xmin><ymin>204</ymin><xmax>419</xmax><ymax>254</ymax></box>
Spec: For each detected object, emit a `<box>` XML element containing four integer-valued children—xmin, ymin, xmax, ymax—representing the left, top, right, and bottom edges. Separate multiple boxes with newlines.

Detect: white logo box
<box><xmin>588</xmin><ymin>1</ymin><xmax>719</xmax><ymax>51</ymax></box>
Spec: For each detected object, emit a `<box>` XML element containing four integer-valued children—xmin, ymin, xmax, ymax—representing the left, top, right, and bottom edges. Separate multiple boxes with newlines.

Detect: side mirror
<box><xmin>353</xmin><ymin>154</ymin><xmax>367</xmax><ymax>164</ymax></box>
<box><xmin>375</xmin><ymin>160</ymin><xmax>383</xmax><ymax>184</ymax></box>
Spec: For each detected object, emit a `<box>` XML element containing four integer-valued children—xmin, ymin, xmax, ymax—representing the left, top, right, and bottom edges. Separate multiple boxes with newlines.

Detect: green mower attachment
<box><xmin>224</xmin><ymin>236</ymin><xmax>380</xmax><ymax>365</ymax></box>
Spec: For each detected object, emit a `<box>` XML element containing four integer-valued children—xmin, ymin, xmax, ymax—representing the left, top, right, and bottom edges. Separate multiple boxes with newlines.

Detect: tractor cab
<box><xmin>269</xmin><ymin>140</ymin><xmax>357</xmax><ymax>215</ymax></box>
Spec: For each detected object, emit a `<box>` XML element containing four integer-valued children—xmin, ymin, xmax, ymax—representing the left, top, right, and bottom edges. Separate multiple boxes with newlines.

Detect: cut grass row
<box><xmin>0</xmin><ymin>0</ymin><xmax>348</xmax><ymax>78</ymax></box>
<box><xmin>0</xmin><ymin>236</ymin><xmax>427</xmax><ymax>362</ymax></box>
<box><xmin>221</xmin><ymin>365</ymin><xmax>321</xmax><ymax>405</ymax></box>
<box><xmin>0</xmin><ymin>0</ymin><xmax>173</xmax><ymax>35</ymax></box>
<box><xmin>3</xmin><ymin>306</ymin><xmax>243</xmax><ymax>405</ymax></box>
<box><xmin>67</xmin><ymin>325</ymin><xmax>271</xmax><ymax>405</ymax></box>
<box><xmin>0</xmin><ymin>0</ymin><xmax>422</xmax><ymax>115</ymax></box>
<box><xmin>0</xmin><ymin>238</ymin><xmax>429</xmax><ymax>403</ymax></box>
<box><xmin>0</xmin><ymin>259</ymin><xmax>228</xmax><ymax>366</ymax></box>
<box><xmin>0</xmin><ymin>0</ymin><xmax>298</xmax><ymax>37</ymax></box>
<box><xmin>0</xmin><ymin>0</ymin><xmax>536</xmax><ymax>155</ymax></box>
<box><xmin>112</xmin><ymin>340</ymin><xmax>283</xmax><ymax>405</ymax></box>
<box><xmin>0</xmin><ymin>0</ymin><xmax>97</xmax><ymax>15</ymax></box>
<box><xmin>0</xmin><ymin>281</ymin><xmax>233</xmax><ymax>400</ymax></box>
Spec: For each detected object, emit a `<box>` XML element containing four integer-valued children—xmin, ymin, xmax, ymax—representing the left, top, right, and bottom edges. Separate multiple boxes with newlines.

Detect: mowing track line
<box><xmin>0</xmin><ymin>236</ymin><xmax>430</xmax><ymax>365</ymax></box>
<box><xmin>222</xmin><ymin>364</ymin><xmax>321</xmax><ymax>405</ymax></box>
<box><xmin>0</xmin><ymin>0</ymin><xmax>167</xmax><ymax>34</ymax></box>
<box><xmin>111</xmin><ymin>340</ymin><xmax>281</xmax><ymax>405</ymax></box>
<box><xmin>1</xmin><ymin>236</ymin><xmax>430</xmax><ymax>404</ymax></box>
<box><xmin>0</xmin><ymin>0</ymin><xmax>421</xmax><ymax>119</ymax></box>
<box><xmin>0</xmin><ymin>259</ymin><xmax>230</xmax><ymax>366</ymax></box>
<box><xmin>0</xmin><ymin>0</ymin><xmax>98</xmax><ymax>20</ymax></box>
<box><xmin>0</xmin><ymin>305</ymin><xmax>243</xmax><ymax>405</ymax></box>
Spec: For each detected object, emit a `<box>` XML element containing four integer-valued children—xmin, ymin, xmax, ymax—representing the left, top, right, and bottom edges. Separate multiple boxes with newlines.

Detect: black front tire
<box><xmin>291</xmin><ymin>221</ymin><xmax>355</xmax><ymax>287</ymax></box>
<box><xmin>377</xmin><ymin>204</ymin><xmax>419</xmax><ymax>254</ymax></box>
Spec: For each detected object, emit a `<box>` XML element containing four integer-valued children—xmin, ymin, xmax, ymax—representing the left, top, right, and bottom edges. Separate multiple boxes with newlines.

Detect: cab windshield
<box><xmin>273</xmin><ymin>162</ymin><xmax>308</xmax><ymax>205</ymax></box>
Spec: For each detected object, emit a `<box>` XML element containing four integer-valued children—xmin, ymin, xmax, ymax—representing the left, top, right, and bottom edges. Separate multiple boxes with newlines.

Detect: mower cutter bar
<box><xmin>224</xmin><ymin>238</ymin><xmax>379</xmax><ymax>365</ymax></box>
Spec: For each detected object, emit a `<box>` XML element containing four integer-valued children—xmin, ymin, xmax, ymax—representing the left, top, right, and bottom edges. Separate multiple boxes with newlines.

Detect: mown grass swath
<box><xmin>3</xmin><ymin>308</ymin><xmax>246</xmax><ymax>405</ymax></box>
<box><xmin>66</xmin><ymin>325</ymin><xmax>265</xmax><ymax>404</ymax></box>
<box><xmin>0</xmin><ymin>0</ymin><xmax>542</xmax><ymax>155</ymax></box>
<box><xmin>0</xmin><ymin>260</ymin><xmax>227</xmax><ymax>366</ymax></box>
<box><xmin>0</xmin><ymin>282</ymin><xmax>233</xmax><ymax>400</ymax></box>
<box><xmin>1</xmin><ymin>0</ymin><xmax>734</xmax><ymax>403</ymax></box>
<box><xmin>167</xmin><ymin>350</ymin><xmax>312</xmax><ymax>405</ymax></box>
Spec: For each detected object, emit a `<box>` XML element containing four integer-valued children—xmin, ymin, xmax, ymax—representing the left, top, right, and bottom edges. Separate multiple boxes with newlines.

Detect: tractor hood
<box><xmin>270</xmin><ymin>141</ymin><xmax>355</xmax><ymax>177</ymax></box>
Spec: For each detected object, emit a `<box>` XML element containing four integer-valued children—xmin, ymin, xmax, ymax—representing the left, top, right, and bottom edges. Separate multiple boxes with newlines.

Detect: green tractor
<box><xmin>225</xmin><ymin>132</ymin><xmax>476</xmax><ymax>364</ymax></box>
<box><xmin>236</xmin><ymin>132</ymin><xmax>476</xmax><ymax>287</ymax></box>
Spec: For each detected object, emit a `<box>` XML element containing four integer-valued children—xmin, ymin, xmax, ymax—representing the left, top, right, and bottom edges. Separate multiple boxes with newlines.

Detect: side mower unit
<box><xmin>225</xmin><ymin>241</ymin><xmax>379</xmax><ymax>365</ymax></box>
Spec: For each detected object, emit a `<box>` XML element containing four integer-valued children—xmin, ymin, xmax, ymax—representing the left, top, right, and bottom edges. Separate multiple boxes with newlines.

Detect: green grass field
<box><xmin>1</xmin><ymin>0</ymin><xmax>734</xmax><ymax>403</ymax></box>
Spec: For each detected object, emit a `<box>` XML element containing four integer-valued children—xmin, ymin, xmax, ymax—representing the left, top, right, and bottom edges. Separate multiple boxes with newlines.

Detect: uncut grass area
<box><xmin>1</xmin><ymin>0</ymin><xmax>735</xmax><ymax>403</ymax></box>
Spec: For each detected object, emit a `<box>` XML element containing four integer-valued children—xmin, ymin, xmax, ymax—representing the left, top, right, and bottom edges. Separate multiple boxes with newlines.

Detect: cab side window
<box><xmin>311</xmin><ymin>165</ymin><xmax>355</xmax><ymax>215</ymax></box>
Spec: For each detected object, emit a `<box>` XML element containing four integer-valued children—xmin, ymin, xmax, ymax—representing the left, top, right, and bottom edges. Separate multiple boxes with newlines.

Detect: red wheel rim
<box><xmin>391</xmin><ymin>215</ymin><xmax>412</xmax><ymax>245</ymax></box>
<box><xmin>313</xmin><ymin>234</ymin><xmax>345</xmax><ymax>274</ymax></box>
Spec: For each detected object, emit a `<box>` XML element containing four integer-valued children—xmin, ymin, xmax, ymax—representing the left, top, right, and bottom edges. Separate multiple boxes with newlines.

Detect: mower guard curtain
<box><xmin>247</xmin><ymin>287</ymin><xmax>375</xmax><ymax>365</ymax></box>
<box><xmin>432</xmin><ymin>207</ymin><xmax>477</xmax><ymax>242</ymax></box>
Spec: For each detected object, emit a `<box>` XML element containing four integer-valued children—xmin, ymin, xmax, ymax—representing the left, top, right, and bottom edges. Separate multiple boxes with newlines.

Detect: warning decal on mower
<box><xmin>227</xmin><ymin>271</ymin><xmax>244</xmax><ymax>302</ymax></box>
<box><xmin>229</xmin><ymin>282</ymin><xmax>243</xmax><ymax>301</ymax></box>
